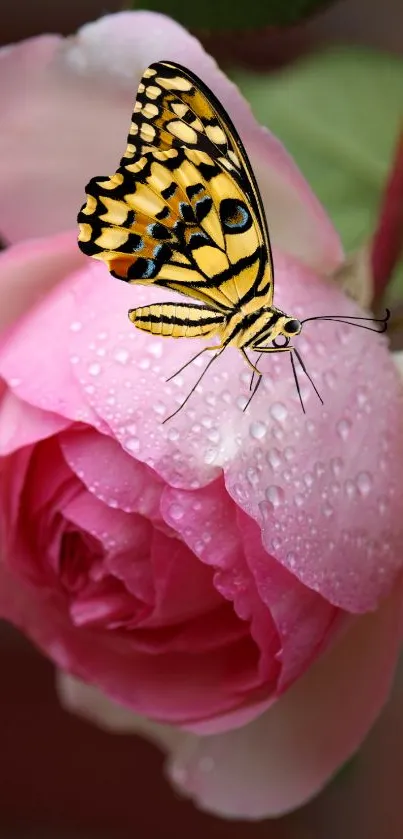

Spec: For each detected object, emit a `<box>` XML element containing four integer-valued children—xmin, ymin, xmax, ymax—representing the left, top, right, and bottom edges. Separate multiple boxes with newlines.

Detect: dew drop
<box><xmin>294</xmin><ymin>493</ymin><xmax>304</xmax><ymax>507</ymax></box>
<box><xmin>322</xmin><ymin>501</ymin><xmax>334</xmax><ymax>518</ymax></box>
<box><xmin>246</xmin><ymin>468</ymin><xmax>259</xmax><ymax>486</ymax></box>
<box><xmin>356</xmin><ymin>471</ymin><xmax>372</xmax><ymax>497</ymax></box>
<box><xmin>9</xmin><ymin>377</ymin><xmax>21</xmax><ymax>387</ymax></box>
<box><xmin>88</xmin><ymin>362</ymin><xmax>101</xmax><ymax>377</ymax></box>
<box><xmin>114</xmin><ymin>348</ymin><xmax>129</xmax><ymax>365</ymax></box>
<box><xmin>207</xmin><ymin>429</ymin><xmax>220</xmax><ymax>444</ymax></box>
<box><xmin>344</xmin><ymin>479</ymin><xmax>356</xmax><ymax>500</ymax></box>
<box><xmin>286</xmin><ymin>550</ymin><xmax>297</xmax><ymax>567</ymax></box>
<box><xmin>84</xmin><ymin>384</ymin><xmax>95</xmax><ymax>395</ymax></box>
<box><xmin>265</xmin><ymin>485</ymin><xmax>285</xmax><ymax>507</ymax></box>
<box><xmin>303</xmin><ymin>472</ymin><xmax>314</xmax><ymax>488</ymax></box>
<box><xmin>204</xmin><ymin>448</ymin><xmax>217</xmax><ymax>464</ymax></box>
<box><xmin>336</xmin><ymin>418</ymin><xmax>351</xmax><ymax>441</ymax></box>
<box><xmin>267</xmin><ymin>448</ymin><xmax>282</xmax><ymax>470</ymax></box>
<box><xmin>126</xmin><ymin>437</ymin><xmax>140</xmax><ymax>453</ymax></box>
<box><xmin>250</xmin><ymin>421</ymin><xmax>266</xmax><ymax>440</ymax></box>
<box><xmin>331</xmin><ymin>456</ymin><xmax>344</xmax><ymax>478</ymax></box>
<box><xmin>315</xmin><ymin>461</ymin><xmax>326</xmax><ymax>479</ymax></box>
<box><xmin>356</xmin><ymin>386</ymin><xmax>369</xmax><ymax>407</ymax></box>
<box><xmin>377</xmin><ymin>495</ymin><xmax>388</xmax><ymax>515</ymax></box>
<box><xmin>284</xmin><ymin>446</ymin><xmax>295</xmax><ymax>462</ymax></box>
<box><xmin>70</xmin><ymin>355</ymin><xmax>80</xmax><ymax>365</ymax></box>
<box><xmin>167</xmin><ymin>428</ymin><xmax>180</xmax><ymax>442</ymax></box>
<box><xmin>169</xmin><ymin>503</ymin><xmax>184</xmax><ymax>521</ymax></box>
<box><xmin>271</xmin><ymin>536</ymin><xmax>282</xmax><ymax>550</ymax></box>
<box><xmin>270</xmin><ymin>402</ymin><xmax>288</xmax><ymax>422</ymax></box>
<box><xmin>70</xmin><ymin>320</ymin><xmax>82</xmax><ymax>332</ymax></box>
<box><xmin>148</xmin><ymin>341</ymin><xmax>163</xmax><ymax>358</ymax></box>
<box><xmin>236</xmin><ymin>395</ymin><xmax>248</xmax><ymax>412</ymax></box>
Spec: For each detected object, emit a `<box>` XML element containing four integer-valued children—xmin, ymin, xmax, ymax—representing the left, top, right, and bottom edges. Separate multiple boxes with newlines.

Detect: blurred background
<box><xmin>0</xmin><ymin>1</ymin><xmax>402</xmax><ymax>837</ymax></box>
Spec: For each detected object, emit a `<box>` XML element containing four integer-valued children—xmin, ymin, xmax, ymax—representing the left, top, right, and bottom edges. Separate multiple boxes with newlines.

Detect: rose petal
<box><xmin>62</xmin><ymin>259</ymin><xmax>403</xmax><ymax>613</ymax></box>
<box><xmin>166</xmin><ymin>582</ymin><xmax>403</xmax><ymax>818</ymax></box>
<box><xmin>0</xmin><ymin>231</ymin><xmax>85</xmax><ymax>332</ymax></box>
<box><xmin>0</xmin><ymin>263</ymin><xmax>102</xmax><ymax>428</ymax></box>
<box><xmin>0</xmin><ymin>13</ymin><xmax>341</xmax><ymax>271</ymax></box>
<box><xmin>0</xmin><ymin>389</ymin><xmax>69</xmax><ymax>454</ymax></box>
<box><xmin>56</xmin><ymin>581</ymin><xmax>403</xmax><ymax>819</ymax></box>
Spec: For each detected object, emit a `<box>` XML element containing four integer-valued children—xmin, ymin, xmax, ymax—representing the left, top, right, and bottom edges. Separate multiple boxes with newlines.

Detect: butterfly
<box><xmin>77</xmin><ymin>61</ymin><xmax>389</xmax><ymax>422</ymax></box>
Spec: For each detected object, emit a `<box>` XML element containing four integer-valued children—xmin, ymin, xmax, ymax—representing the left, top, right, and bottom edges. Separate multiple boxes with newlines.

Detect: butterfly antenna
<box><xmin>294</xmin><ymin>347</ymin><xmax>324</xmax><ymax>407</ymax></box>
<box><xmin>290</xmin><ymin>351</ymin><xmax>305</xmax><ymax>413</ymax></box>
<box><xmin>166</xmin><ymin>347</ymin><xmax>209</xmax><ymax>382</ymax></box>
<box><xmin>301</xmin><ymin>309</ymin><xmax>390</xmax><ymax>334</ymax></box>
<box><xmin>163</xmin><ymin>349</ymin><xmax>224</xmax><ymax>424</ymax></box>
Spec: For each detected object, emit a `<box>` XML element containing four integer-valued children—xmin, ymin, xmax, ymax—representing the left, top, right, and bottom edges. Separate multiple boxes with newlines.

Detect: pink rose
<box><xmin>1</xmin><ymin>11</ymin><xmax>403</xmax><ymax>820</ymax></box>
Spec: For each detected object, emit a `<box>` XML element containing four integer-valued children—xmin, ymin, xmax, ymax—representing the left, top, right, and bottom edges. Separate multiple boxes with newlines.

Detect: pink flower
<box><xmin>0</xmin><ymin>11</ymin><xmax>403</xmax><ymax>820</ymax></box>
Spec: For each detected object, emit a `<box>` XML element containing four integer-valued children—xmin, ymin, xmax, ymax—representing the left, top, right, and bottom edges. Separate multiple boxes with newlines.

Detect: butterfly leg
<box><xmin>243</xmin><ymin>345</ymin><xmax>293</xmax><ymax>413</ymax></box>
<box><xmin>241</xmin><ymin>348</ymin><xmax>262</xmax><ymax>376</ymax></box>
<box><xmin>163</xmin><ymin>348</ymin><xmax>225</xmax><ymax>424</ymax></box>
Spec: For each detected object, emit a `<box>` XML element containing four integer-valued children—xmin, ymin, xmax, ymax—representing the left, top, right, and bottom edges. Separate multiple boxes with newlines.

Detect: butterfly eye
<box><xmin>284</xmin><ymin>318</ymin><xmax>302</xmax><ymax>336</ymax></box>
<box><xmin>272</xmin><ymin>335</ymin><xmax>290</xmax><ymax>349</ymax></box>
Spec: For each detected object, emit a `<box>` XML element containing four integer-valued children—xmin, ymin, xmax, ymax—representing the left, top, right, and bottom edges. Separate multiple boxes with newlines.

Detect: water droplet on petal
<box><xmin>286</xmin><ymin>550</ymin><xmax>297</xmax><ymax>567</ymax></box>
<box><xmin>356</xmin><ymin>386</ymin><xmax>369</xmax><ymax>407</ymax></box>
<box><xmin>148</xmin><ymin>341</ymin><xmax>163</xmax><ymax>358</ymax></box>
<box><xmin>322</xmin><ymin>501</ymin><xmax>334</xmax><ymax>518</ymax></box>
<box><xmin>377</xmin><ymin>495</ymin><xmax>388</xmax><ymax>515</ymax></box>
<box><xmin>246</xmin><ymin>468</ymin><xmax>259</xmax><ymax>486</ymax></box>
<box><xmin>267</xmin><ymin>448</ymin><xmax>282</xmax><ymax>470</ymax></box>
<box><xmin>344</xmin><ymin>479</ymin><xmax>356</xmax><ymax>499</ymax></box>
<box><xmin>167</xmin><ymin>428</ymin><xmax>180</xmax><ymax>442</ymax></box>
<box><xmin>70</xmin><ymin>321</ymin><xmax>82</xmax><ymax>332</ymax></box>
<box><xmin>270</xmin><ymin>402</ymin><xmax>288</xmax><ymax>422</ymax></box>
<box><xmin>114</xmin><ymin>348</ymin><xmax>129</xmax><ymax>365</ymax></box>
<box><xmin>337</xmin><ymin>418</ymin><xmax>351</xmax><ymax>441</ymax></box>
<box><xmin>303</xmin><ymin>472</ymin><xmax>314</xmax><ymax>488</ymax></box>
<box><xmin>204</xmin><ymin>448</ymin><xmax>217</xmax><ymax>464</ymax></box>
<box><xmin>88</xmin><ymin>362</ymin><xmax>101</xmax><ymax>377</ymax></box>
<box><xmin>169</xmin><ymin>503</ymin><xmax>184</xmax><ymax>521</ymax></box>
<box><xmin>284</xmin><ymin>446</ymin><xmax>295</xmax><ymax>462</ymax></box>
<box><xmin>356</xmin><ymin>471</ymin><xmax>372</xmax><ymax>496</ymax></box>
<box><xmin>126</xmin><ymin>437</ymin><xmax>139</xmax><ymax>453</ymax></box>
<box><xmin>265</xmin><ymin>485</ymin><xmax>285</xmax><ymax>507</ymax></box>
<box><xmin>331</xmin><ymin>457</ymin><xmax>344</xmax><ymax>477</ymax></box>
<box><xmin>250</xmin><ymin>421</ymin><xmax>266</xmax><ymax>440</ymax></box>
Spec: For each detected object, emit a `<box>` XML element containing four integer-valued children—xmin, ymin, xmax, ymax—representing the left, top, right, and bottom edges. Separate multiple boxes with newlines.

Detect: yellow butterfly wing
<box><xmin>78</xmin><ymin>61</ymin><xmax>274</xmax><ymax>314</ymax></box>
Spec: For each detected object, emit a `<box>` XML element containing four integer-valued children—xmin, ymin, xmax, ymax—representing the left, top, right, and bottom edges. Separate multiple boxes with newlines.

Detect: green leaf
<box><xmin>231</xmin><ymin>48</ymin><xmax>403</xmax><ymax>300</ymax></box>
<box><xmin>129</xmin><ymin>0</ymin><xmax>334</xmax><ymax>30</ymax></box>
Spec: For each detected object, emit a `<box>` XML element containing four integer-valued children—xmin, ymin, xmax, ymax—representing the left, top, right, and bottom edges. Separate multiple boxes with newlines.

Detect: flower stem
<box><xmin>371</xmin><ymin>125</ymin><xmax>403</xmax><ymax>303</ymax></box>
